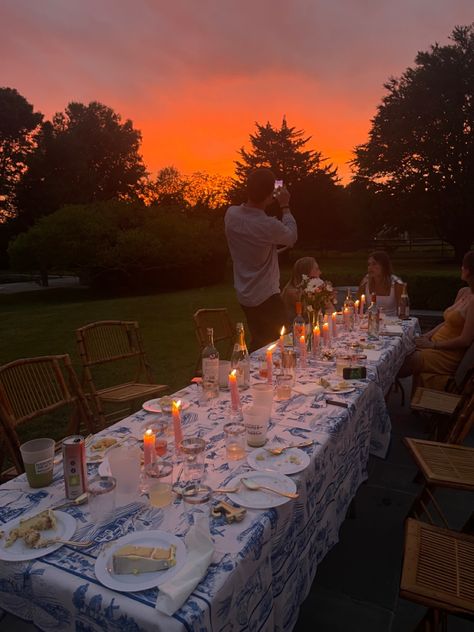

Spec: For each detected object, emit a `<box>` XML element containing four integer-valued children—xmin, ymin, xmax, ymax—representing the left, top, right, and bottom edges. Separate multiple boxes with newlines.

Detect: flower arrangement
<box><xmin>299</xmin><ymin>275</ymin><xmax>336</xmax><ymax>316</ymax></box>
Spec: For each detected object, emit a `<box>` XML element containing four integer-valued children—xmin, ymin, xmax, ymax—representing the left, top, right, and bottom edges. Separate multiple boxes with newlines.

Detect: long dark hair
<box><xmin>367</xmin><ymin>250</ymin><xmax>393</xmax><ymax>294</ymax></box>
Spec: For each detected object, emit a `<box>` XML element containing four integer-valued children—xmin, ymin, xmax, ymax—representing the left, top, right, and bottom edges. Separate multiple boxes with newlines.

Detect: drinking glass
<box><xmin>242</xmin><ymin>404</ymin><xmax>270</xmax><ymax>447</ymax></box>
<box><xmin>223</xmin><ymin>422</ymin><xmax>246</xmax><ymax>460</ymax></box>
<box><xmin>88</xmin><ymin>475</ymin><xmax>116</xmax><ymax>524</ymax></box>
<box><xmin>281</xmin><ymin>349</ymin><xmax>297</xmax><ymax>386</ymax></box>
<box><xmin>144</xmin><ymin>460</ymin><xmax>173</xmax><ymax>508</ymax></box>
<box><xmin>250</xmin><ymin>383</ymin><xmax>273</xmax><ymax>411</ymax></box>
<box><xmin>180</xmin><ymin>437</ymin><xmax>206</xmax><ymax>485</ymax></box>
<box><xmin>108</xmin><ymin>445</ymin><xmax>141</xmax><ymax>504</ymax></box>
<box><xmin>276</xmin><ymin>374</ymin><xmax>292</xmax><ymax>400</ymax></box>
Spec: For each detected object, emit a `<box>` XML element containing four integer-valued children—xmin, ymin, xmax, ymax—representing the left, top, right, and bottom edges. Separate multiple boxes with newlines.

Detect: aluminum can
<box><xmin>62</xmin><ymin>435</ymin><xmax>87</xmax><ymax>499</ymax></box>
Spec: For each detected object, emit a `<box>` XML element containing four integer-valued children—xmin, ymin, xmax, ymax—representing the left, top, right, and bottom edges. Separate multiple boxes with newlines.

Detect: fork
<box><xmin>39</xmin><ymin>538</ymin><xmax>93</xmax><ymax>548</ymax></box>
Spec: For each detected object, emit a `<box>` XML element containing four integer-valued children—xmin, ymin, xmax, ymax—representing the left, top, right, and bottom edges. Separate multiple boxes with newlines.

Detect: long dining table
<box><xmin>0</xmin><ymin>317</ymin><xmax>419</xmax><ymax>632</ymax></box>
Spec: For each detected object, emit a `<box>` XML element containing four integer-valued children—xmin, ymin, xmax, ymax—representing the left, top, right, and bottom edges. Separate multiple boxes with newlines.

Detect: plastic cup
<box><xmin>223</xmin><ymin>422</ymin><xmax>246</xmax><ymax>460</ymax></box>
<box><xmin>276</xmin><ymin>374</ymin><xmax>292</xmax><ymax>400</ymax></box>
<box><xmin>218</xmin><ymin>360</ymin><xmax>231</xmax><ymax>388</ymax></box>
<box><xmin>145</xmin><ymin>460</ymin><xmax>173</xmax><ymax>508</ymax></box>
<box><xmin>250</xmin><ymin>383</ymin><xmax>273</xmax><ymax>411</ymax></box>
<box><xmin>20</xmin><ymin>438</ymin><xmax>55</xmax><ymax>488</ymax></box>
<box><xmin>108</xmin><ymin>445</ymin><xmax>141</xmax><ymax>503</ymax></box>
<box><xmin>88</xmin><ymin>475</ymin><xmax>116</xmax><ymax>524</ymax></box>
<box><xmin>243</xmin><ymin>404</ymin><xmax>270</xmax><ymax>447</ymax></box>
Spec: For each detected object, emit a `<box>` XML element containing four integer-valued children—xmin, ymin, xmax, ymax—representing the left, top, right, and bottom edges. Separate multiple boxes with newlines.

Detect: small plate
<box><xmin>225</xmin><ymin>471</ymin><xmax>297</xmax><ymax>509</ymax></box>
<box><xmin>0</xmin><ymin>511</ymin><xmax>76</xmax><ymax>561</ymax></box>
<box><xmin>94</xmin><ymin>530</ymin><xmax>186</xmax><ymax>592</ymax></box>
<box><xmin>87</xmin><ymin>436</ymin><xmax>119</xmax><ymax>462</ymax></box>
<box><xmin>142</xmin><ymin>398</ymin><xmax>191</xmax><ymax>414</ymax></box>
<box><xmin>247</xmin><ymin>447</ymin><xmax>310</xmax><ymax>475</ymax></box>
<box><xmin>323</xmin><ymin>387</ymin><xmax>356</xmax><ymax>395</ymax></box>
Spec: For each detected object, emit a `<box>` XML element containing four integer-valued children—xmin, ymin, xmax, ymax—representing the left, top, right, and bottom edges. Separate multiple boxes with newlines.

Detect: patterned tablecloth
<box><xmin>0</xmin><ymin>318</ymin><xmax>419</xmax><ymax>632</ymax></box>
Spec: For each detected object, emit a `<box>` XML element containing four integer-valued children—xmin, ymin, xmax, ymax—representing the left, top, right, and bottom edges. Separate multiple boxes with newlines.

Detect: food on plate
<box><xmin>321</xmin><ymin>350</ymin><xmax>335</xmax><ymax>361</ymax></box>
<box><xmin>255</xmin><ymin>454</ymin><xmax>266</xmax><ymax>461</ymax></box>
<box><xmin>112</xmin><ymin>544</ymin><xmax>176</xmax><ymax>575</ymax></box>
<box><xmin>5</xmin><ymin>509</ymin><xmax>57</xmax><ymax>547</ymax></box>
<box><xmin>320</xmin><ymin>377</ymin><xmax>330</xmax><ymax>388</ymax></box>
<box><xmin>158</xmin><ymin>396</ymin><xmax>173</xmax><ymax>413</ymax></box>
<box><xmin>91</xmin><ymin>437</ymin><xmax>117</xmax><ymax>452</ymax></box>
<box><xmin>288</xmin><ymin>455</ymin><xmax>301</xmax><ymax>464</ymax></box>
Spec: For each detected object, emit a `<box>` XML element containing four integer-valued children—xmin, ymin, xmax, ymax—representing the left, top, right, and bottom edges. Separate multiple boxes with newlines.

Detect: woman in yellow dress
<box><xmin>400</xmin><ymin>251</ymin><xmax>474</xmax><ymax>390</ymax></box>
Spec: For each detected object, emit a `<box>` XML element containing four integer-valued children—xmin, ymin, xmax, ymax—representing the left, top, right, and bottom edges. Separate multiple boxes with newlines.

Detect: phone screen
<box><xmin>274</xmin><ymin>180</ymin><xmax>283</xmax><ymax>190</ymax></box>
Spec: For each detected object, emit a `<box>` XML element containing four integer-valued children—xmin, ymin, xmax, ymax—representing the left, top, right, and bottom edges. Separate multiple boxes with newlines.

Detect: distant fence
<box><xmin>297</xmin><ymin>238</ymin><xmax>454</xmax><ymax>257</ymax></box>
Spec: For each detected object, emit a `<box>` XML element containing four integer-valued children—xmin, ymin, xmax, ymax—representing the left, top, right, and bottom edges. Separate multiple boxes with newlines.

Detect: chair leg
<box><xmin>414</xmin><ymin>608</ymin><xmax>444</xmax><ymax>632</ymax></box>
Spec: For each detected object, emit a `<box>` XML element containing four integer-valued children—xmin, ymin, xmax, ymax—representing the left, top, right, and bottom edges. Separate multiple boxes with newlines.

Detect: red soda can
<box><xmin>62</xmin><ymin>435</ymin><xmax>87</xmax><ymax>499</ymax></box>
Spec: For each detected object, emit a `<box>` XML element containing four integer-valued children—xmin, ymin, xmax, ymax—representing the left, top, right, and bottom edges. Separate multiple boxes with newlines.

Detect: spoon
<box><xmin>51</xmin><ymin>492</ymin><xmax>88</xmax><ymax>511</ymax></box>
<box><xmin>264</xmin><ymin>440</ymin><xmax>314</xmax><ymax>456</ymax></box>
<box><xmin>240</xmin><ymin>477</ymin><xmax>299</xmax><ymax>499</ymax></box>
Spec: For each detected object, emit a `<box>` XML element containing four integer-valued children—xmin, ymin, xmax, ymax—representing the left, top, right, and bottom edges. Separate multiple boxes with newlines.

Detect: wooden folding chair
<box><xmin>404</xmin><ymin>390</ymin><xmax>474</xmax><ymax>528</ymax></box>
<box><xmin>193</xmin><ymin>308</ymin><xmax>235</xmax><ymax>373</ymax></box>
<box><xmin>0</xmin><ymin>354</ymin><xmax>95</xmax><ymax>479</ymax></box>
<box><xmin>400</xmin><ymin>519</ymin><xmax>474</xmax><ymax>631</ymax></box>
<box><xmin>76</xmin><ymin>320</ymin><xmax>168</xmax><ymax>426</ymax></box>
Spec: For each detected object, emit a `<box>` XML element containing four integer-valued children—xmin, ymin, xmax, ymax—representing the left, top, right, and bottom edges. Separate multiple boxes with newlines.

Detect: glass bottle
<box><xmin>293</xmin><ymin>301</ymin><xmax>306</xmax><ymax>348</ymax></box>
<box><xmin>398</xmin><ymin>283</ymin><xmax>410</xmax><ymax>320</ymax></box>
<box><xmin>343</xmin><ymin>287</ymin><xmax>355</xmax><ymax>331</ymax></box>
<box><xmin>367</xmin><ymin>293</ymin><xmax>380</xmax><ymax>340</ymax></box>
<box><xmin>231</xmin><ymin>322</ymin><xmax>250</xmax><ymax>388</ymax></box>
<box><xmin>201</xmin><ymin>327</ymin><xmax>219</xmax><ymax>399</ymax></box>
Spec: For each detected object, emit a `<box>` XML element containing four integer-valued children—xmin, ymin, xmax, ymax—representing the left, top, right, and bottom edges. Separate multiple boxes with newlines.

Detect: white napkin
<box><xmin>293</xmin><ymin>383</ymin><xmax>324</xmax><ymax>396</ymax></box>
<box><xmin>383</xmin><ymin>325</ymin><xmax>403</xmax><ymax>336</ymax></box>
<box><xmin>155</xmin><ymin>514</ymin><xmax>214</xmax><ymax>616</ymax></box>
<box><xmin>365</xmin><ymin>349</ymin><xmax>383</xmax><ymax>362</ymax></box>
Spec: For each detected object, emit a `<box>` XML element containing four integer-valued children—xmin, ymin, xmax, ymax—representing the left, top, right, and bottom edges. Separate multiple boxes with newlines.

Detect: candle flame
<box><xmin>313</xmin><ymin>325</ymin><xmax>320</xmax><ymax>332</ymax></box>
<box><xmin>267</xmin><ymin>343</ymin><xmax>276</xmax><ymax>352</ymax></box>
<box><xmin>332</xmin><ymin>311</ymin><xmax>337</xmax><ymax>317</ymax></box>
<box><xmin>172</xmin><ymin>399</ymin><xmax>181</xmax><ymax>411</ymax></box>
<box><xmin>299</xmin><ymin>335</ymin><xmax>305</xmax><ymax>342</ymax></box>
<box><xmin>145</xmin><ymin>428</ymin><xmax>153</xmax><ymax>436</ymax></box>
<box><xmin>230</xmin><ymin>369</ymin><xmax>237</xmax><ymax>377</ymax></box>
<box><xmin>280</xmin><ymin>326</ymin><xmax>285</xmax><ymax>336</ymax></box>
<box><xmin>361</xmin><ymin>294</ymin><xmax>365</xmax><ymax>300</ymax></box>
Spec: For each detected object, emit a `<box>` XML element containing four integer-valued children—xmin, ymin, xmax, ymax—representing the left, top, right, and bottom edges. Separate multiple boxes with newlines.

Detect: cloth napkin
<box><xmin>365</xmin><ymin>349</ymin><xmax>383</xmax><ymax>362</ymax></box>
<box><xmin>382</xmin><ymin>325</ymin><xmax>403</xmax><ymax>336</ymax></box>
<box><xmin>293</xmin><ymin>383</ymin><xmax>324</xmax><ymax>396</ymax></box>
<box><xmin>155</xmin><ymin>514</ymin><xmax>214</xmax><ymax>616</ymax></box>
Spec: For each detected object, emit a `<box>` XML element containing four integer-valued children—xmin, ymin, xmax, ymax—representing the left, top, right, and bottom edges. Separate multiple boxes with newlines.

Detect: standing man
<box><xmin>225</xmin><ymin>168</ymin><xmax>297</xmax><ymax>351</ymax></box>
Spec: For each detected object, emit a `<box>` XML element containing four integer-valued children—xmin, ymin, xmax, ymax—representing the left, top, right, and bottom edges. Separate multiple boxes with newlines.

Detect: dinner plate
<box><xmin>87</xmin><ymin>436</ymin><xmax>119</xmax><ymax>462</ymax></box>
<box><xmin>323</xmin><ymin>387</ymin><xmax>356</xmax><ymax>395</ymax></box>
<box><xmin>94</xmin><ymin>530</ymin><xmax>186</xmax><ymax>592</ymax></box>
<box><xmin>142</xmin><ymin>398</ymin><xmax>191</xmax><ymax>414</ymax></box>
<box><xmin>225</xmin><ymin>471</ymin><xmax>297</xmax><ymax>509</ymax></box>
<box><xmin>247</xmin><ymin>447</ymin><xmax>310</xmax><ymax>475</ymax></box>
<box><xmin>0</xmin><ymin>510</ymin><xmax>76</xmax><ymax>561</ymax></box>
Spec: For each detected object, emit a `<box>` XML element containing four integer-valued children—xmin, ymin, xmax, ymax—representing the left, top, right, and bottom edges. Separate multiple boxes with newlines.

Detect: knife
<box><xmin>325</xmin><ymin>399</ymin><xmax>349</xmax><ymax>408</ymax></box>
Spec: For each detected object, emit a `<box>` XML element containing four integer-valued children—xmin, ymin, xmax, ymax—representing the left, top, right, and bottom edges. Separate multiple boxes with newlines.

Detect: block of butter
<box><xmin>112</xmin><ymin>544</ymin><xmax>176</xmax><ymax>575</ymax></box>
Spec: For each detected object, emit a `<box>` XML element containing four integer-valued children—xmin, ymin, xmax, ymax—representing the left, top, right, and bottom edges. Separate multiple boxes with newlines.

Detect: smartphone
<box><xmin>342</xmin><ymin>366</ymin><xmax>367</xmax><ymax>380</ymax></box>
<box><xmin>274</xmin><ymin>179</ymin><xmax>283</xmax><ymax>191</ymax></box>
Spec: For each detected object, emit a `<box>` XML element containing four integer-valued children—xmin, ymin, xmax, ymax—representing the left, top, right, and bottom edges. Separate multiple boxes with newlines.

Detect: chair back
<box><xmin>454</xmin><ymin>340</ymin><xmax>474</xmax><ymax>392</ymax></box>
<box><xmin>0</xmin><ymin>354</ymin><xmax>94</xmax><ymax>475</ymax></box>
<box><xmin>193</xmin><ymin>309</ymin><xmax>235</xmax><ymax>368</ymax></box>
<box><xmin>446</xmin><ymin>386</ymin><xmax>474</xmax><ymax>444</ymax></box>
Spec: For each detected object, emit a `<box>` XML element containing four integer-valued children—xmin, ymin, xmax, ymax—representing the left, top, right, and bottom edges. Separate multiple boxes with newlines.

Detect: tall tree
<box><xmin>232</xmin><ymin>118</ymin><xmax>344</xmax><ymax>246</ymax></box>
<box><xmin>0</xmin><ymin>88</ymin><xmax>43</xmax><ymax>220</ymax></box>
<box><xmin>353</xmin><ymin>24</ymin><xmax>474</xmax><ymax>260</ymax></box>
<box><xmin>16</xmin><ymin>101</ymin><xmax>146</xmax><ymax>226</ymax></box>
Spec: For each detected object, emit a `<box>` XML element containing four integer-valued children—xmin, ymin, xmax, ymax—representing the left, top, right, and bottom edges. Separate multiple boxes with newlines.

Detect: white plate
<box><xmin>94</xmin><ymin>530</ymin><xmax>186</xmax><ymax>592</ymax></box>
<box><xmin>87</xmin><ymin>436</ymin><xmax>120</xmax><ymax>462</ymax></box>
<box><xmin>247</xmin><ymin>447</ymin><xmax>310</xmax><ymax>475</ymax></box>
<box><xmin>98</xmin><ymin>457</ymin><xmax>111</xmax><ymax>477</ymax></box>
<box><xmin>323</xmin><ymin>387</ymin><xmax>356</xmax><ymax>395</ymax></box>
<box><xmin>142</xmin><ymin>399</ymin><xmax>191</xmax><ymax>414</ymax></box>
<box><xmin>226</xmin><ymin>471</ymin><xmax>297</xmax><ymax>509</ymax></box>
<box><xmin>0</xmin><ymin>511</ymin><xmax>76</xmax><ymax>561</ymax></box>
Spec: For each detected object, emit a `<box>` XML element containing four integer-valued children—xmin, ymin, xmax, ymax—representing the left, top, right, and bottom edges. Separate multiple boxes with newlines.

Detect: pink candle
<box><xmin>313</xmin><ymin>325</ymin><xmax>320</xmax><ymax>356</ymax></box>
<box><xmin>266</xmin><ymin>344</ymin><xmax>276</xmax><ymax>384</ymax></box>
<box><xmin>229</xmin><ymin>369</ymin><xmax>241</xmax><ymax>411</ymax></box>
<box><xmin>360</xmin><ymin>294</ymin><xmax>365</xmax><ymax>316</ymax></box>
<box><xmin>299</xmin><ymin>334</ymin><xmax>307</xmax><ymax>367</ymax></box>
<box><xmin>322</xmin><ymin>322</ymin><xmax>330</xmax><ymax>346</ymax></box>
<box><xmin>354</xmin><ymin>300</ymin><xmax>360</xmax><ymax>326</ymax></box>
<box><xmin>279</xmin><ymin>326</ymin><xmax>285</xmax><ymax>355</ymax></box>
<box><xmin>143</xmin><ymin>428</ymin><xmax>155</xmax><ymax>467</ymax></box>
<box><xmin>172</xmin><ymin>400</ymin><xmax>183</xmax><ymax>452</ymax></box>
<box><xmin>331</xmin><ymin>312</ymin><xmax>338</xmax><ymax>339</ymax></box>
<box><xmin>343</xmin><ymin>308</ymin><xmax>350</xmax><ymax>331</ymax></box>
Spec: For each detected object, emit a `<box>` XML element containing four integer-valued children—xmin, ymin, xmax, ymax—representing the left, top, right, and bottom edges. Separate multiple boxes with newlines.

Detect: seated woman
<box><xmin>358</xmin><ymin>250</ymin><xmax>404</xmax><ymax>317</ymax></box>
<box><xmin>399</xmin><ymin>251</ymin><xmax>474</xmax><ymax>391</ymax></box>
<box><xmin>281</xmin><ymin>257</ymin><xmax>321</xmax><ymax>322</ymax></box>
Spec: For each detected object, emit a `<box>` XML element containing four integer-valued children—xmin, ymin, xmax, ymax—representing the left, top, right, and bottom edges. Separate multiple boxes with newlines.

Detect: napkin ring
<box><xmin>211</xmin><ymin>500</ymin><xmax>246</xmax><ymax>523</ymax></box>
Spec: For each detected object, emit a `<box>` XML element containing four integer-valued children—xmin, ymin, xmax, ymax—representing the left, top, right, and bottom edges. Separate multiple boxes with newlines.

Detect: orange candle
<box><xmin>143</xmin><ymin>428</ymin><xmax>156</xmax><ymax>467</ymax></box>
<box><xmin>331</xmin><ymin>311</ymin><xmax>338</xmax><ymax>339</ymax></box>
<box><xmin>266</xmin><ymin>344</ymin><xmax>276</xmax><ymax>384</ymax></box>
<box><xmin>229</xmin><ymin>369</ymin><xmax>241</xmax><ymax>411</ymax></box>
<box><xmin>299</xmin><ymin>334</ymin><xmax>307</xmax><ymax>367</ymax></box>
<box><xmin>322</xmin><ymin>321</ymin><xmax>330</xmax><ymax>346</ymax></box>
<box><xmin>343</xmin><ymin>307</ymin><xmax>350</xmax><ymax>331</ymax></box>
<box><xmin>172</xmin><ymin>400</ymin><xmax>183</xmax><ymax>452</ymax></box>
<box><xmin>313</xmin><ymin>324</ymin><xmax>320</xmax><ymax>356</ymax></box>
<box><xmin>360</xmin><ymin>294</ymin><xmax>366</xmax><ymax>316</ymax></box>
<box><xmin>354</xmin><ymin>300</ymin><xmax>360</xmax><ymax>325</ymax></box>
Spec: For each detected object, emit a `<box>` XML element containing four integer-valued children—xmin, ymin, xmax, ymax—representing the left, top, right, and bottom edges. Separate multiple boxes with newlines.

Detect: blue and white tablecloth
<box><xmin>0</xmin><ymin>318</ymin><xmax>418</xmax><ymax>632</ymax></box>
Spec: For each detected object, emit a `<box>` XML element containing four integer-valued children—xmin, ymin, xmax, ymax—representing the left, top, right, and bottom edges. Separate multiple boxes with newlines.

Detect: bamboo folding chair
<box><xmin>400</xmin><ymin>519</ymin><xmax>474</xmax><ymax>631</ymax></box>
<box><xmin>76</xmin><ymin>320</ymin><xmax>167</xmax><ymax>427</ymax></box>
<box><xmin>0</xmin><ymin>354</ymin><xmax>95</xmax><ymax>478</ymax></box>
<box><xmin>404</xmin><ymin>389</ymin><xmax>474</xmax><ymax>529</ymax></box>
<box><xmin>193</xmin><ymin>308</ymin><xmax>235</xmax><ymax>373</ymax></box>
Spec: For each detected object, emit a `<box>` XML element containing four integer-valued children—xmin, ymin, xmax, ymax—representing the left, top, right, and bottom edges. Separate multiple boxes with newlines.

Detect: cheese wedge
<box><xmin>5</xmin><ymin>509</ymin><xmax>57</xmax><ymax>547</ymax></box>
<box><xmin>112</xmin><ymin>544</ymin><xmax>176</xmax><ymax>575</ymax></box>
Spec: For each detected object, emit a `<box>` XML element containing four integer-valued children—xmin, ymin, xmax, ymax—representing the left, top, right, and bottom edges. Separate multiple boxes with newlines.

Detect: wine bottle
<box><xmin>293</xmin><ymin>301</ymin><xmax>306</xmax><ymax>348</ymax></box>
<box><xmin>231</xmin><ymin>322</ymin><xmax>250</xmax><ymax>388</ymax></box>
<box><xmin>399</xmin><ymin>283</ymin><xmax>410</xmax><ymax>320</ymax></box>
<box><xmin>343</xmin><ymin>287</ymin><xmax>355</xmax><ymax>331</ymax></box>
<box><xmin>367</xmin><ymin>293</ymin><xmax>380</xmax><ymax>340</ymax></box>
<box><xmin>202</xmin><ymin>327</ymin><xmax>219</xmax><ymax>399</ymax></box>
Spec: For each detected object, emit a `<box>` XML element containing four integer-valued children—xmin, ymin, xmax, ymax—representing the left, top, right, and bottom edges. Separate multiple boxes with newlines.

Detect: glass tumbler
<box><xmin>276</xmin><ymin>373</ymin><xmax>292</xmax><ymax>400</ymax></box>
<box><xmin>223</xmin><ymin>422</ymin><xmax>246</xmax><ymax>460</ymax></box>
<box><xmin>88</xmin><ymin>475</ymin><xmax>116</xmax><ymax>524</ymax></box>
<box><xmin>180</xmin><ymin>437</ymin><xmax>206</xmax><ymax>485</ymax></box>
<box><xmin>281</xmin><ymin>349</ymin><xmax>297</xmax><ymax>386</ymax></box>
<box><xmin>145</xmin><ymin>460</ymin><xmax>173</xmax><ymax>508</ymax></box>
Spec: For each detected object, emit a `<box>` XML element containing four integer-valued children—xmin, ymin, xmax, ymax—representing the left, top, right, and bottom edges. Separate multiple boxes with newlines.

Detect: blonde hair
<box><xmin>284</xmin><ymin>257</ymin><xmax>319</xmax><ymax>291</ymax></box>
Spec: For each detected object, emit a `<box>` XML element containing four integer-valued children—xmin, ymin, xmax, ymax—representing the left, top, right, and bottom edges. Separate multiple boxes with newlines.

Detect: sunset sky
<box><xmin>2</xmin><ymin>0</ymin><xmax>473</xmax><ymax>183</ymax></box>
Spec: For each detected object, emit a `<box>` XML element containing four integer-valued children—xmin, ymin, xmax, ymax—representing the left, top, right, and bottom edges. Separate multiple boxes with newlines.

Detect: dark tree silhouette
<box><xmin>16</xmin><ymin>101</ymin><xmax>146</xmax><ymax>226</ymax></box>
<box><xmin>353</xmin><ymin>25</ymin><xmax>474</xmax><ymax>260</ymax></box>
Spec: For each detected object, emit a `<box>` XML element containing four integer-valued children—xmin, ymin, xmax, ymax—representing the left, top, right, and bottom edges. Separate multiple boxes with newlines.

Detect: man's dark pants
<box><xmin>241</xmin><ymin>294</ymin><xmax>289</xmax><ymax>353</ymax></box>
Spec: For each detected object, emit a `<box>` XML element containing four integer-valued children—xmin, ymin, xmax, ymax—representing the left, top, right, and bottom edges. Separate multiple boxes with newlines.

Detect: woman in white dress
<box><xmin>357</xmin><ymin>251</ymin><xmax>404</xmax><ymax>317</ymax></box>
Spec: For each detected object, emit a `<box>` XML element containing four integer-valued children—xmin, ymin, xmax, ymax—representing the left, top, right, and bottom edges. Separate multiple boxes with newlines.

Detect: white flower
<box><xmin>307</xmin><ymin>278</ymin><xmax>324</xmax><ymax>291</ymax></box>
